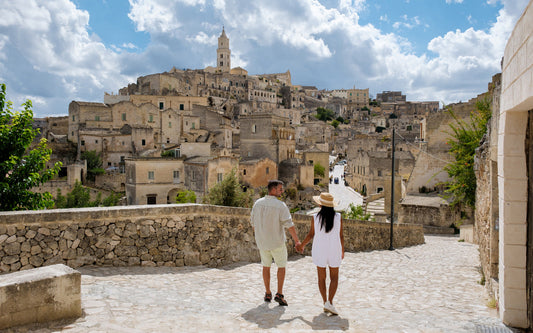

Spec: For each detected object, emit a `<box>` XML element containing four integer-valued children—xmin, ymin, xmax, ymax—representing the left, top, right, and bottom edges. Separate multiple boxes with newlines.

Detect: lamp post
<box><xmin>389</xmin><ymin>128</ymin><xmax>395</xmax><ymax>251</ymax></box>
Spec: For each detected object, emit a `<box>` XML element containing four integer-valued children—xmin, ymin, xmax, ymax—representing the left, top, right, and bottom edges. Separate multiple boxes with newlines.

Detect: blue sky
<box><xmin>0</xmin><ymin>0</ymin><xmax>529</xmax><ymax>118</ymax></box>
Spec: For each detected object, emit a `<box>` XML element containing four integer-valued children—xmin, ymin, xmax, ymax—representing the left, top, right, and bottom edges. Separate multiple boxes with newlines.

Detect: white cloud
<box><xmin>0</xmin><ymin>0</ymin><xmax>132</xmax><ymax>116</ymax></box>
<box><xmin>393</xmin><ymin>15</ymin><xmax>422</xmax><ymax>30</ymax></box>
<box><xmin>186</xmin><ymin>32</ymin><xmax>217</xmax><ymax>45</ymax></box>
<box><xmin>446</xmin><ymin>0</ymin><xmax>464</xmax><ymax>4</ymax></box>
<box><xmin>0</xmin><ymin>0</ymin><xmax>531</xmax><ymax>118</ymax></box>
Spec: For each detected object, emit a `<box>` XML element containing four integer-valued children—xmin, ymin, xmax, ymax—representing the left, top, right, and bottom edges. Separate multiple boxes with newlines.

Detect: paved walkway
<box><xmin>13</xmin><ymin>236</ymin><xmax>518</xmax><ymax>332</ymax></box>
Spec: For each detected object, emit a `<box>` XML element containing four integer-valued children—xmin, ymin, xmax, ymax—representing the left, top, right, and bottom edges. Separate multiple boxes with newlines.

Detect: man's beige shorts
<box><xmin>259</xmin><ymin>245</ymin><xmax>288</xmax><ymax>268</ymax></box>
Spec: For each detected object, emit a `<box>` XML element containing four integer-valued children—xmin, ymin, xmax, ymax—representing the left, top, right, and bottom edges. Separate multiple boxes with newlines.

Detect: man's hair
<box><xmin>267</xmin><ymin>180</ymin><xmax>284</xmax><ymax>191</ymax></box>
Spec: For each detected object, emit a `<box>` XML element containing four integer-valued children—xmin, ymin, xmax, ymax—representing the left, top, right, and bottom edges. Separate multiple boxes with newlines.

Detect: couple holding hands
<box><xmin>250</xmin><ymin>180</ymin><xmax>344</xmax><ymax>315</ymax></box>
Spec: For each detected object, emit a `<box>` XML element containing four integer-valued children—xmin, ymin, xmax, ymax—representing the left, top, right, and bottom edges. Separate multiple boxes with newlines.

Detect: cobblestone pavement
<box><xmin>12</xmin><ymin>235</ymin><xmax>519</xmax><ymax>333</ymax></box>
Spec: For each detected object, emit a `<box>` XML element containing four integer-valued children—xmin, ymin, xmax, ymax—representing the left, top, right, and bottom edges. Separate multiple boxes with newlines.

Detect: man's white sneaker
<box><xmin>323</xmin><ymin>301</ymin><xmax>338</xmax><ymax>315</ymax></box>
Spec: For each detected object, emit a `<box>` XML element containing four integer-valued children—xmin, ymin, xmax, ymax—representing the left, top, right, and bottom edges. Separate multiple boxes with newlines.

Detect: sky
<box><xmin>0</xmin><ymin>0</ymin><xmax>529</xmax><ymax>118</ymax></box>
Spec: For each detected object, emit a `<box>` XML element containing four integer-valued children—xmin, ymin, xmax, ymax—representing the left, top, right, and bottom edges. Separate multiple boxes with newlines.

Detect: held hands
<box><xmin>295</xmin><ymin>241</ymin><xmax>304</xmax><ymax>254</ymax></box>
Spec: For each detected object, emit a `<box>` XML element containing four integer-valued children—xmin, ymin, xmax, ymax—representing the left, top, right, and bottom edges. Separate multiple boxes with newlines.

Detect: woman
<box><xmin>300</xmin><ymin>192</ymin><xmax>344</xmax><ymax>315</ymax></box>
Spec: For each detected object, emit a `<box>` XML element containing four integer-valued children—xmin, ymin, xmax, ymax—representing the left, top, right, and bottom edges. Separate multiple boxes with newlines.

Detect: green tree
<box><xmin>342</xmin><ymin>203</ymin><xmax>372</xmax><ymax>221</ymax></box>
<box><xmin>442</xmin><ymin>99</ymin><xmax>491</xmax><ymax>209</ymax></box>
<box><xmin>331</xmin><ymin>119</ymin><xmax>340</xmax><ymax>128</ymax></box>
<box><xmin>0</xmin><ymin>83</ymin><xmax>62</xmax><ymax>210</ymax></box>
<box><xmin>102</xmin><ymin>192</ymin><xmax>122</xmax><ymax>206</ymax></box>
<box><xmin>175</xmin><ymin>190</ymin><xmax>197</xmax><ymax>203</ymax></box>
<box><xmin>315</xmin><ymin>107</ymin><xmax>335</xmax><ymax>121</ymax></box>
<box><xmin>314</xmin><ymin>162</ymin><xmax>325</xmax><ymax>177</ymax></box>
<box><xmin>55</xmin><ymin>181</ymin><xmax>121</xmax><ymax>208</ymax></box>
<box><xmin>203</xmin><ymin>168</ymin><xmax>253</xmax><ymax>207</ymax></box>
<box><xmin>81</xmin><ymin>150</ymin><xmax>105</xmax><ymax>181</ymax></box>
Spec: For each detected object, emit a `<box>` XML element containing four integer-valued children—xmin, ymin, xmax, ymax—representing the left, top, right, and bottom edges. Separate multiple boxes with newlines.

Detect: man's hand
<box><xmin>295</xmin><ymin>241</ymin><xmax>304</xmax><ymax>254</ymax></box>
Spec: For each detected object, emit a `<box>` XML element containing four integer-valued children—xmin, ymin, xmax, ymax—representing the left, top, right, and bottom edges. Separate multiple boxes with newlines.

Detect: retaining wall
<box><xmin>0</xmin><ymin>204</ymin><xmax>424</xmax><ymax>273</ymax></box>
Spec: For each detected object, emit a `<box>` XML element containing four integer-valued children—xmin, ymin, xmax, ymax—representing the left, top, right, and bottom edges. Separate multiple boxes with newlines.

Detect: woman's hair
<box><xmin>317</xmin><ymin>206</ymin><xmax>335</xmax><ymax>233</ymax></box>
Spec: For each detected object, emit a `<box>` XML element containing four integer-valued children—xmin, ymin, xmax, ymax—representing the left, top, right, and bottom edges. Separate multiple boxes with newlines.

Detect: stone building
<box><xmin>301</xmin><ymin>148</ymin><xmax>330</xmax><ymax>184</ymax></box>
<box><xmin>294</xmin><ymin>119</ymin><xmax>333</xmax><ymax>151</ymax></box>
<box><xmin>348</xmin><ymin>150</ymin><xmax>414</xmax><ymax>196</ymax></box>
<box><xmin>278</xmin><ymin>158</ymin><xmax>314</xmax><ymax>188</ymax></box>
<box><xmin>216</xmin><ymin>27</ymin><xmax>231</xmax><ymax>73</ymax></box>
<box><xmin>490</xmin><ymin>2</ymin><xmax>533</xmax><ymax>327</ymax></box>
<box><xmin>376</xmin><ymin>91</ymin><xmax>406</xmax><ymax>103</ymax></box>
<box><xmin>239</xmin><ymin>157</ymin><xmax>278</xmax><ymax>189</ymax></box>
<box><xmin>183</xmin><ymin>155</ymin><xmax>239</xmax><ymax>198</ymax></box>
<box><xmin>239</xmin><ymin>113</ymin><xmax>296</xmax><ymax>163</ymax></box>
<box><xmin>125</xmin><ymin>157</ymin><xmax>185</xmax><ymax>205</ymax></box>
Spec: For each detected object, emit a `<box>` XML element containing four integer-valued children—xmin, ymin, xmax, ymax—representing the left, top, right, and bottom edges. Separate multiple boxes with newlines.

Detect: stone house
<box><xmin>376</xmin><ymin>91</ymin><xmax>406</xmax><ymax>103</ymax></box>
<box><xmin>239</xmin><ymin>113</ymin><xmax>295</xmax><ymax>163</ymax></box>
<box><xmin>345</xmin><ymin>87</ymin><xmax>370</xmax><ymax>116</ymax></box>
<box><xmin>125</xmin><ymin>157</ymin><xmax>186</xmax><ymax>205</ymax></box>
<box><xmin>294</xmin><ymin>119</ymin><xmax>333</xmax><ymax>151</ymax></box>
<box><xmin>239</xmin><ymin>157</ymin><xmax>278</xmax><ymax>190</ymax></box>
<box><xmin>183</xmin><ymin>155</ymin><xmax>239</xmax><ymax>199</ymax></box>
<box><xmin>302</xmin><ymin>148</ymin><xmax>330</xmax><ymax>184</ymax></box>
<box><xmin>278</xmin><ymin>158</ymin><xmax>314</xmax><ymax>188</ymax></box>
<box><xmin>348</xmin><ymin>150</ymin><xmax>414</xmax><ymax>196</ymax></box>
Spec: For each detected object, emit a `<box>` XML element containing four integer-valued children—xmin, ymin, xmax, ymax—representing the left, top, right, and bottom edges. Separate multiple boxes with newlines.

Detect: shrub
<box><xmin>176</xmin><ymin>190</ymin><xmax>197</xmax><ymax>203</ymax></box>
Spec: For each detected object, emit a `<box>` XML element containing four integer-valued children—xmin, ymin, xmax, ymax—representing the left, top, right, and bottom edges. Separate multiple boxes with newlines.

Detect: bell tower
<box><xmin>217</xmin><ymin>27</ymin><xmax>231</xmax><ymax>73</ymax></box>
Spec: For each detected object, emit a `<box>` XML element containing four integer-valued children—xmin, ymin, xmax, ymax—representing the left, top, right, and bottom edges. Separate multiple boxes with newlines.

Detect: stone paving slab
<box><xmin>4</xmin><ymin>236</ymin><xmax>521</xmax><ymax>332</ymax></box>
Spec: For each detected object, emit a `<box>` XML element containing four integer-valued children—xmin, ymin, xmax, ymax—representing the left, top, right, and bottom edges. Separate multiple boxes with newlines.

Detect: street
<box><xmin>329</xmin><ymin>163</ymin><xmax>364</xmax><ymax>212</ymax></box>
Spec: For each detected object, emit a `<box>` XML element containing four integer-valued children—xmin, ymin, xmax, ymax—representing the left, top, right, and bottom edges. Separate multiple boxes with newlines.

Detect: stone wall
<box><xmin>474</xmin><ymin>74</ymin><xmax>501</xmax><ymax>302</ymax></box>
<box><xmin>0</xmin><ymin>204</ymin><xmax>424</xmax><ymax>274</ymax></box>
<box><xmin>398</xmin><ymin>195</ymin><xmax>464</xmax><ymax>233</ymax></box>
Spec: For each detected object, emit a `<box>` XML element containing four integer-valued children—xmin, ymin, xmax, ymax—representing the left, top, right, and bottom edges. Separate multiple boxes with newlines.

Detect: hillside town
<box><xmin>33</xmin><ymin>28</ymin><xmax>488</xmax><ymax>226</ymax></box>
<box><xmin>3</xmin><ymin>4</ymin><xmax>533</xmax><ymax>328</ymax></box>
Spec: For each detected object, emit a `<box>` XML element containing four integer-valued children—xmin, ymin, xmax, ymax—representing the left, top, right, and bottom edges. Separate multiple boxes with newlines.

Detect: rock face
<box><xmin>0</xmin><ymin>204</ymin><xmax>424</xmax><ymax>273</ymax></box>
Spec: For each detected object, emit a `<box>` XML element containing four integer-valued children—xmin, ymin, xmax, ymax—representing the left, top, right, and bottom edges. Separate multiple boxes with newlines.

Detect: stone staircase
<box><xmin>365</xmin><ymin>197</ymin><xmax>385</xmax><ymax>218</ymax></box>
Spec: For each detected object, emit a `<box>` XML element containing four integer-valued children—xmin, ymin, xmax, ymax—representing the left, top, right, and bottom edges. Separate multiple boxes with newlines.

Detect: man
<box><xmin>250</xmin><ymin>180</ymin><xmax>301</xmax><ymax>306</ymax></box>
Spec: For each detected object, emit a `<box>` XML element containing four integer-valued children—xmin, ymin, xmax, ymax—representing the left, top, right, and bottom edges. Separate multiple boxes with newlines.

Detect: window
<box><xmin>378</xmin><ymin>170</ymin><xmax>382</xmax><ymax>177</ymax></box>
<box><xmin>169</xmin><ymin>122</ymin><xmax>172</xmax><ymax>128</ymax></box>
<box><xmin>217</xmin><ymin>173</ymin><xmax>223</xmax><ymax>183</ymax></box>
<box><xmin>72</xmin><ymin>115</ymin><xmax>75</xmax><ymax>121</ymax></box>
<box><xmin>122</xmin><ymin>113</ymin><xmax>126</xmax><ymax>121</ymax></box>
<box><xmin>108</xmin><ymin>162</ymin><xmax>111</xmax><ymax>166</ymax></box>
<box><xmin>149</xmin><ymin>115</ymin><xmax>154</xmax><ymax>122</ymax></box>
<box><xmin>243</xmin><ymin>169</ymin><xmax>246</xmax><ymax>175</ymax></box>
<box><xmin>148</xmin><ymin>171</ymin><xmax>154</xmax><ymax>180</ymax></box>
<box><xmin>220</xmin><ymin>61</ymin><xmax>223</xmax><ymax>66</ymax></box>
<box><xmin>175</xmin><ymin>147</ymin><xmax>181</xmax><ymax>158</ymax></box>
<box><xmin>95</xmin><ymin>140</ymin><xmax>98</xmax><ymax>144</ymax></box>
<box><xmin>192</xmin><ymin>122</ymin><xmax>195</xmax><ymax>129</ymax></box>
<box><xmin>159</xmin><ymin>102</ymin><xmax>164</xmax><ymax>110</ymax></box>
<box><xmin>180</xmin><ymin>104</ymin><xmax>184</xmax><ymax>110</ymax></box>
<box><xmin>142</xmin><ymin>139</ymin><xmax>146</xmax><ymax>146</ymax></box>
<box><xmin>266</xmin><ymin>167</ymin><xmax>270</xmax><ymax>175</ymax></box>
<box><xmin>81</xmin><ymin>140</ymin><xmax>85</xmax><ymax>146</ymax></box>
<box><xmin>173</xmin><ymin>171</ymin><xmax>180</xmax><ymax>183</ymax></box>
<box><xmin>147</xmin><ymin>195</ymin><xmax>156</xmax><ymax>205</ymax></box>
<box><xmin>95</xmin><ymin>115</ymin><xmax>100</xmax><ymax>121</ymax></box>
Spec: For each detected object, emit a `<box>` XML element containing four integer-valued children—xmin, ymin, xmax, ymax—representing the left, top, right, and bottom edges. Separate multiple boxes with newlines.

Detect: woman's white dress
<box><xmin>312</xmin><ymin>212</ymin><xmax>342</xmax><ymax>268</ymax></box>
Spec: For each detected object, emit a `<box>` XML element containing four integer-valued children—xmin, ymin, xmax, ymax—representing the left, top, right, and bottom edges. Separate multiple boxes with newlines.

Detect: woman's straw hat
<box><xmin>312</xmin><ymin>192</ymin><xmax>338</xmax><ymax>207</ymax></box>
